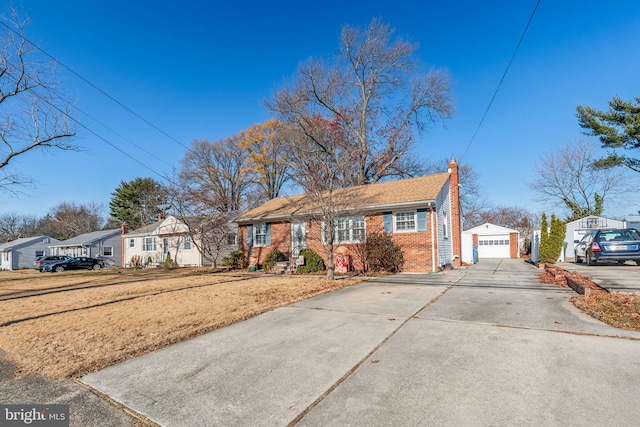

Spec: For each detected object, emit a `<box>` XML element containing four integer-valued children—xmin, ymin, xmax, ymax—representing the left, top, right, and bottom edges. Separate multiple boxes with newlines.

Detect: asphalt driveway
<box><xmin>82</xmin><ymin>259</ymin><xmax>640</xmax><ymax>426</ymax></box>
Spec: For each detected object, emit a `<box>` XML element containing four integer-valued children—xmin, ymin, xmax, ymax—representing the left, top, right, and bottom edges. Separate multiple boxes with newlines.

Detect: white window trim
<box><xmin>103</xmin><ymin>246</ymin><xmax>114</xmax><ymax>257</ymax></box>
<box><xmin>128</xmin><ymin>238</ymin><xmax>136</xmax><ymax>248</ymax></box>
<box><xmin>253</xmin><ymin>224</ymin><xmax>268</xmax><ymax>247</ymax></box>
<box><xmin>183</xmin><ymin>235</ymin><xmax>194</xmax><ymax>250</ymax></box>
<box><xmin>142</xmin><ymin>237</ymin><xmax>157</xmax><ymax>252</ymax></box>
<box><xmin>393</xmin><ymin>211</ymin><xmax>417</xmax><ymax>233</ymax></box>
<box><xmin>324</xmin><ymin>216</ymin><xmax>366</xmax><ymax>244</ymax></box>
<box><xmin>443</xmin><ymin>212</ymin><xmax>449</xmax><ymax>239</ymax></box>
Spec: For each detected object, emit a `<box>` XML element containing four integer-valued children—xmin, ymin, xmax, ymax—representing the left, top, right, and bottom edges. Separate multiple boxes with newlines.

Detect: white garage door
<box><xmin>477</xmin><ymin>234</ymin><xmax>511</xmax><ymax>258</ymax></box>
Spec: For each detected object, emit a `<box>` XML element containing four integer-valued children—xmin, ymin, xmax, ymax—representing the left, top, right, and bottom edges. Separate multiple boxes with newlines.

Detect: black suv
<box><xmin>574</xmin><ymin>228</ymin><xmax>640</xmax><ymax>265</ymax></box>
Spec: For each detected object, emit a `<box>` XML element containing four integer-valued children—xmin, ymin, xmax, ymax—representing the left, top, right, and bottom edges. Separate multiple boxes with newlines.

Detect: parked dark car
<box><xmin>574</xmin><ymin>228</ymin><xmax>640</xmax><ymax>265</ymax></box>
<box><xmin>43</xmin><ymin>257</ymin><xmax>105</xmax><ymax>273</ymax></box>
<box><xmin>34</xmin><ymin>255</ymin><xmax>69</xmax><ymax>271</ymax></box>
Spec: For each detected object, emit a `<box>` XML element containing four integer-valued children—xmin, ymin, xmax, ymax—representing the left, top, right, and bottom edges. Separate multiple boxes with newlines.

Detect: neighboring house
<box><xmin>0</xmin><ymin>236</ymin><xmax>61</xmax><ymax>270</ymax></box>
<box><xmin>49</xmin><ymin>229</ymin><xmax>123</xmax><ymax>265</ymax></box>
<box><xmin>565</xmin><ymin>215</ymin><xmax>624</xmax><ymax>260</ymax></box>
<box><xmin>624</xmin><ymin>217</ymin><xmax>640</xmax><ymax>231</ymax></box>
<box><xmin>123</xmin><ymin>214</ymin><xmax>238</xmax><ymax>267</ymax></box>
<box><xmin>462</xmin><ymin>223</ymin><xmax>519</xmax><ymax>264</ymax></box>
<box><xmin>235</xmin><ymin>158</ymin><xmax>462</xmax><ymax>273</ymax></box>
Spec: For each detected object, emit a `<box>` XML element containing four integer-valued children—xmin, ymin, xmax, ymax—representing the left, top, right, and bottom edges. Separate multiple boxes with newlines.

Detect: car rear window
<box><xmin>600</xmin><ymin>230</ymin><xmax>640</xmax><ymax>241</ymax></box>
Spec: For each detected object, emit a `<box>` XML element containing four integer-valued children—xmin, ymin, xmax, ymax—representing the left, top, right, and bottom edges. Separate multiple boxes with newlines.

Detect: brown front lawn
<box><xmin>0</xmin><ymin>268</ymin><xmax>364</xmax><ymax>380</ymax></box>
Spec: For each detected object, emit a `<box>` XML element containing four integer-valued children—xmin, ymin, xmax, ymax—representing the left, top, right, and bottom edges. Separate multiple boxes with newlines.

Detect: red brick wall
<box><xmin>238</xmin><ymin>210</ymin><xmax>438</xmax><ymax>273</ymax></box>
<box><xmin>510</xmin><ymin>232</ymin><xmax>519</xmax><ymax>258</ymax></box>
<box><xmin>448</xmin><ymin>158</ymin><xmax>462</xmax><ymax>267</ymax></box>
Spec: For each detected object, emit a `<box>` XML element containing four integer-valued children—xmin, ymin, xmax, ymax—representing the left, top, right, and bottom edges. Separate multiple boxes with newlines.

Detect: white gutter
<box><xmin>431</xmin><ymin>209</ymin><xmax>436</xmax><ymax>273</ymax></box>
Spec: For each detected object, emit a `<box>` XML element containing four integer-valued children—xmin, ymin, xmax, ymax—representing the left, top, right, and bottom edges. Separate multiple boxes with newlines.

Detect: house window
<box><xmin>327</xmin><ymin>216</ymin><xmax>366</xmax><ymax>244</ymax></box>
<box><xmin>395</xmin><ymin>211</ymin><xmax>416</xmax><ymax>232</ymax></box>
<box><xmin>103</xmin><ymin>246</ymin><xmax>113</xmax><ymax>257</ymax></box>
<box><xmin>443</xmin><ymin>212</ymin><xmax>448</xmax><ymax>238</ymax></box>
<box><xmin>142</xmin><ymin>237</ymin><xmax>157</xmax><ymax>251</ymax></box>
<box><xmin>128</xmin><ymin>238</ymin><xmax>136</xmax><ymax>248</ymax></box>
<box><xmin>183</xmin><ymin>235</ymin><xmax>193</xmax><ymax>250</ymax></box>
<box><xmin>254</xmin><ymin>224</ymin><xmax>269</xmax><ymax>246</ymax></box>
<box><xmin>35</xmin><ymin>250</ymin><xmax>45</xmax><ymax>258</ymax></box>
<box><xmin>227</xmin><ymin>234</ymin><xmax>237</xmax><ymax>246</ymax></box>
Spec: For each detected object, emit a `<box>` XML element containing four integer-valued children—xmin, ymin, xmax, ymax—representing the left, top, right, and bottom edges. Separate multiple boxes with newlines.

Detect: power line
<box><xmin>460</xmin><ymin>0</ymin><xmax>542</xmax><ymax>162</ymax></box>
<box><xmin>0</xmin><ymin>19</ymin><xmax>193</xmax><ymax>154</ymax></box>
<box><xmin>0</xmin><ymin>55</ymin><xmax>173</xmax><ymax>182</ymax></box>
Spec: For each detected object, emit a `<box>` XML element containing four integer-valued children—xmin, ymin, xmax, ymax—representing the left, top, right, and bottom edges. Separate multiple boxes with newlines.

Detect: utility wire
<box><xmin>0</xmin><ymin>60</ymin><xmax>172</xmax><ymax>182</ymax></box>
<box><xmin>0</xmin><ymin>20</ymin><xmax>192</xmax><ymax>154</ymax></box>
<box><xmin>460</xmin><ymin>0</ymin><xmax>541</xmax><ymax>162</ymax></box>
<box><xmin>74</xmin><ymin>106</ymin><xmax>175</xmax><ymax>169</ymax></box>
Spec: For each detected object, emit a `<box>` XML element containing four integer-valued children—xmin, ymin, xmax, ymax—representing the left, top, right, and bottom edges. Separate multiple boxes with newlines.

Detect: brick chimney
<box><xmin>448</xmin><ymin>157</ymin><xmax>462</xmax><ymax>267</ymax></box>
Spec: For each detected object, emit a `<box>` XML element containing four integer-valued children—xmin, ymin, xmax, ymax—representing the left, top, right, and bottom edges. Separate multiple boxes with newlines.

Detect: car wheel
<box><xmin>586</xmin><ymin>252</ymin><xmax>596</xmax><ymax>266</ymax></box>
<box><xmin>617</xmin><ymin>260</ymin><xmax>626</xmax><ymax>265</ymax></box>
<box><xmin>92</xmin><ymin>263</ymin><xmax>101</xmax><ymax>270</ymax></box>
<box><xmin>574</xmin><ymin>251</ymin><xmax>583</xmax><ymax>264</ymax></box>
<box><xmin>55</xmin><ymin>266</ymin><xmax>64</xmax><ymax>273</ymax></box>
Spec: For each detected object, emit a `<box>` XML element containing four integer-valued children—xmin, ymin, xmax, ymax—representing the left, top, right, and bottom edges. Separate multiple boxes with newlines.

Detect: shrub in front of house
<box><xmin>364</xmin><ymin>232</ymin><xmax>404</xmax><ymax>273</ymax></box>
<box><xmin>296</xmin><ymin>248</ymin><xmax>325</xmax><ymax>273</ymax></box>
<box><xmin>539</xmin><ymin>213</ymin><xmax>566</xmax><ymax>264</ymax></box>
<box><xmin>130</xmin><ymin>254</ymin><xmax>143</xmax><ymax>269</ymax></box>
<box><xmin>223</xmin><ymin>250</ymin><xmax>246</xmax><ymax>270</ymax></box>
<box><xmin>163</xmin><ymin>252</ymin><xmax>175</xmax><ymax>268</ymax></box>
<box><xmin>263</xmin><ymin>249</ymin><xmax>288</xmax><ymax>271</ymax></box>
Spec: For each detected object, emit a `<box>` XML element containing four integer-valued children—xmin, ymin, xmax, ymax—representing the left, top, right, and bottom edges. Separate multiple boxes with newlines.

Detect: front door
<box><xmin>291</xmin><ymin>222</ymin><xmax>306</xmax><ymax>257</ymax></box>
<box><xmin>163</xmin><ymin>237</ymin><xmax>169</xmax><ymax>261</ymax></box>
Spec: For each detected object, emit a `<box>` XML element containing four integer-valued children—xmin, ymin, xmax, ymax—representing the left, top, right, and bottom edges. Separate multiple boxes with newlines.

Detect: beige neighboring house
<box><xmin>122</xmin><ymin>214</ymin><xmax>238</xmax><ymax>267</ymax></box>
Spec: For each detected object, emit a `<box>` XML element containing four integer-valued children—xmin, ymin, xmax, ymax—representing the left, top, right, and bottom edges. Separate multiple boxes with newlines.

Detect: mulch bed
<box><xmin>538</xmin><ymin>264</ymin><xmax>608</xmax><ymax>296</ymax></box>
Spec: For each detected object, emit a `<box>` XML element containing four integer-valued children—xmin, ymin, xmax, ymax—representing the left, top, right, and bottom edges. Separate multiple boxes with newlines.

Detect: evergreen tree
<box><xmin>109</xmin><ymin>178</ymin><xmax>166</xmax><ymax>230</ymax></box>
<box><xmin>577</xmin><ymin>96</ymin><xmax>640</xmax><ymax>173</ymax></box>
<box><xmin>539</xmin><ymin>213</ymin><xmax>552</xmax><ymax>263</ymax></box>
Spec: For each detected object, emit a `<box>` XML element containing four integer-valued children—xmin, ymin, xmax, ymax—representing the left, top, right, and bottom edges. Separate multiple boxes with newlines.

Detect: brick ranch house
<box><xmin>235</xmin><ymin>158</ymin><xmax>462</xmax><ymax>273</ymax></box>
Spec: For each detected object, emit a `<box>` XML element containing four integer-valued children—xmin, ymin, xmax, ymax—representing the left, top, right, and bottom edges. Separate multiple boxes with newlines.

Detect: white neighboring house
<box><xmin>0</xmin><ymin>236</ymin><xmax>61</xmax><ymax>270</ymax></box>
<box><xmin>462</xmin><ymin>223</ymin><xmax>519</xmax><ymax>263</ymax></box>
<box><xmin>564</xmin><ymin>215</ymin><xmax>625</xmax><ymax>260</ymax></box>
<box><xmin>123</xmin><ymin>215</ymin><xmax>238</xmax><ymax>267</ymax></box>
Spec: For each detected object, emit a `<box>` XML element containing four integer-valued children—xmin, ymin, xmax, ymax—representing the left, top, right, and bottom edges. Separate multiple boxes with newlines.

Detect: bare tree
<box><xmin>37</xmin><ymin>201</ymin><xmax>105</xmax><ymax>240</ymax></box>
<box><xmin>0</xmin><ymin>9</ymin><xmax>76</xmax><ymax>195</ymax></box>
<box><xmin>0</xmin><ymin>211</ymin><xmax>38</xmax><ymax>241</ymax></box>
<box><xmin>267</xmin><ymin>18</ymin><xmax>454</xmax><ymax>186</ymax></box>
<box><xmin>164</xmin><ymin>183</ymin><xmax>238</xmax><ymax>268</ymax></box>
<box><xmin>422</xmin><ymin>158</ymin><xmax>489</xmax><ymax>229</ymax></box>
<box><xmin>284</xmin><ymin>118</ymin><xmax>367</xmax><ymax>280</ymax></box>
<box><xmin>179</xmin><ymin>135</ymin><xmax>254</xmax><ymax>213</ymax></box>
<box><xmin>528</xmin><ymin>139</ymin><xmax>634</xmax><ymax>220</ymax></box>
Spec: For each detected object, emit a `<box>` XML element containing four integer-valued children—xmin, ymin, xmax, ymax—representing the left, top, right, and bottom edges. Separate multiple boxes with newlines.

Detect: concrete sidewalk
<box><xmin>82</xmin><ymin>259</ymin><xmax>640</xmax><ymax>426</ymax></box>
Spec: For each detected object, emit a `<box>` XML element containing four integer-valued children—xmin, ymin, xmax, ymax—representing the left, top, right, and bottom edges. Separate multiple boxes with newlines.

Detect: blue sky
<box><xmin>3</xmin><ymin>0</ymin><xmax>640</xmax><ymax>220</ymax></box>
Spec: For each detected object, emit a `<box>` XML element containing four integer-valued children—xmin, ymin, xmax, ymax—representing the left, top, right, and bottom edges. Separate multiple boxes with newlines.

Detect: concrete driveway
<box><xmin>558</xmin><ymin>260</ymin><xmax>640</xmax><ymax>293</ymax></box>
<box><xmin>82</xmin><ymin>259</ymin><xmax>640</xmax><ymax>426</ymax></box>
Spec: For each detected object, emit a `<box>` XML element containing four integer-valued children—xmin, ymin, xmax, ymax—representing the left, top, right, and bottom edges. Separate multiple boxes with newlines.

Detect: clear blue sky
<box><xmin>3</xmin><ymin>0</ymin><xmax>640</xmax><ymax>220</ymax></box>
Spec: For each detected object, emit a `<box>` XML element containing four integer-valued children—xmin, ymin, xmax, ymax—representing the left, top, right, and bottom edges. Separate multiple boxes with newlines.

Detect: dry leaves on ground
<box><xmin>572</xmin><ymin>292</ymin><xmax>640</xmax><ymax>332</ymax></box>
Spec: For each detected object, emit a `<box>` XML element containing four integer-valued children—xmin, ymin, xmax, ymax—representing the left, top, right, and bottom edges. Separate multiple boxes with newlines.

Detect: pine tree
<box><xmin>109</xmin><ymin>178</ymin><xmax>166</xmax><ymax>230</ymax></box>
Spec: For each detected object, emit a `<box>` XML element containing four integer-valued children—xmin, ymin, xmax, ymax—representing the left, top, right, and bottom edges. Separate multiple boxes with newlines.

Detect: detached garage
<box><xmin>462</xmin><ymin>223</ymin><xmax>519</xmax><ymax>263</ymax></box>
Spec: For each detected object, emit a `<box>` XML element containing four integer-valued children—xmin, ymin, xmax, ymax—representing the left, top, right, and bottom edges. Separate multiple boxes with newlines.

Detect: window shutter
<box><xmin>383</xmin><ymin>212</ymin><xmax>393</xmax><ymax>233</ymax></box>
<box><xmin>265</xmin><ymin>223</ymin><xmax>271</xmax><ymax>246</ymax></box>
<box><xmin>247</xmin><ymin>225</ymin><xmax>253</xmax><ymax>246</ymax></box>
<box><xmin>417</xmin><ymin>209</ymin><xmax>427</xmax><ymax>232</ymax></box>
<box><xmin>321</xmin><ymin>221</ymin><xmax>326</xmax><ymax>244</ymax></box>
